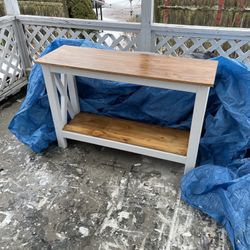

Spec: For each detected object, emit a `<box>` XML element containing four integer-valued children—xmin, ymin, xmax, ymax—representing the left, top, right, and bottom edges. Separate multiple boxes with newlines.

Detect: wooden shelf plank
<box><xmin>35</xmin><ymin>46</ymin><xmax>218</xmax><ymax>87</ymax></box>
<box><xmin>63</xmin><ymin>112</ymin><xmax>189</xmax><ymax>156</ymax></box>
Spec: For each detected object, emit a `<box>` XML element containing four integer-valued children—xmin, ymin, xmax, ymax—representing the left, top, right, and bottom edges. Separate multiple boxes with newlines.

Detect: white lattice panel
<box><xmin>0</xmin><ymin>23</ymin><xmax>25</xmax><ymax>100</ymax></box>
<box><xmin>23</xmin><ymin>24</ymin><xmax>138</xmax><ymax>60</ymax></box>
<box><xmin>153</xmin><ymin>33</ymin><xmax>250</xmax><ymax>65</ymax></box>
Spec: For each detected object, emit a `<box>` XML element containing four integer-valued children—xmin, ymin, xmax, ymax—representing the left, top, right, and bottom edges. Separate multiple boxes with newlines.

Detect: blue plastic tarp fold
<box><xmin>8</xmin><ymin>38</ymin><xmax>250</xmax><ymax>250</ymax></box>
<box><xmin>181</xmin><ymin>58</ymin><xmax>250</xmax><ymax>250</ymax></box>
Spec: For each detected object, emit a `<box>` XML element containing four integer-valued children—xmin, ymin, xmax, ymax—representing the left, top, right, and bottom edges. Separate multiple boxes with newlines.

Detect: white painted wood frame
<box><xmin>41</xmin><ymin>63</ymin><xmax>210</xmax><ymax>173</ymax></box>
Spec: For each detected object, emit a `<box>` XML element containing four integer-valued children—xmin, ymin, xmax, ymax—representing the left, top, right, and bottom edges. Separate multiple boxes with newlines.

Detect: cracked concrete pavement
<box><xmin>0</xmin><ymin>92</ymin><xmax>232</xmax><ymax>249</ymax></box>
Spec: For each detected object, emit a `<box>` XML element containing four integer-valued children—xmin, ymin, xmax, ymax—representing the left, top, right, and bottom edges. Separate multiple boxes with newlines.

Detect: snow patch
<box><xmin>79</xmin><ymin>226</ymin><xmax>89</xmax><ymax>237</ymax></box>
<box><xmin>56</xmin><ymin>232</ymin><xmax>67</xmax><ymax>240</ymax></box>
<box><xmin>0</xmin><ymin>211</ymin><xmax>13</xmax><ymax>228</ymax></box>
<box><xmin>118</xmin><ymin>211</ymin><xmax>130</xmax><ymax>222</ymax></box>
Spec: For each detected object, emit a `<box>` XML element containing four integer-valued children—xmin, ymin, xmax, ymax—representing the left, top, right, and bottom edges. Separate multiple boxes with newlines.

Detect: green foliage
<box><xmin>67</xmin><ymin>0</ymin><xmax>96</xmax><ymax>19</ymax></box>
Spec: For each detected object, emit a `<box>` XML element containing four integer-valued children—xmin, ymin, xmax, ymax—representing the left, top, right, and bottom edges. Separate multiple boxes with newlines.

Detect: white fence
<box><xmin>152</xmin><ymin>24</ymin><xmax>250</xmax><ymax>63</ymax></box>
<box><xmin>0</xmin><ymin>0</ymin><xmax>250</xmax><ymax>101</ymax></box>
<box><xmin>0</xmin><ymin>16</ymin><xmax>27</xmax><ymax>101</ymax></box>
<box><xmin>19</xmin><ymin>15</ymin><xmax>140</xmax><ymax>60</ymax></box>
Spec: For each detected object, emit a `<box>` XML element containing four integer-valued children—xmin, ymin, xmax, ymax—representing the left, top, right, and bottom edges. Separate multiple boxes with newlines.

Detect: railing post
<box><xmin>3</xmin><ymin>0</ymin><xmax>20</xmax><ymax>15</ymax></box>
<box><xmin>138</xmin><ymin>0</ymin><xmax>154</xmax><ymax>52</ymax></box>
<box><xmin>4</xmin><ymin>0</ymin><xmax>31</xmax><ymax>74</ymax></box>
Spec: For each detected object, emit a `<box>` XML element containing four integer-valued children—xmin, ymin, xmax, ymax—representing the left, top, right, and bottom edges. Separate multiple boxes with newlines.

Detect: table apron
<box><xmin>48</xmin><ymin>65</ymin><xmax>201</xmax><ymax>93</ymax></box>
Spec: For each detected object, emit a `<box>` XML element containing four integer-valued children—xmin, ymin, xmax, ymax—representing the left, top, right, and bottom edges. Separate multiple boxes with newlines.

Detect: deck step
<box><xmin>63</xmin><ymin>112</ymin><xmax>189</xmax><ymax>156</ymax></box>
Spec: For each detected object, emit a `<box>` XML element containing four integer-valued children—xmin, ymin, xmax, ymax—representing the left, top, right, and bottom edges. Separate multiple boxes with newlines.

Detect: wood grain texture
<box><xmin>36</xmin><ymin>45</ymin><xmax>218</xmax><ymax>86</ymax></box>
<box><xmin>63</xmin><ymin>112</ymin><xmax>189</xmax><ymax>156</ymax></box>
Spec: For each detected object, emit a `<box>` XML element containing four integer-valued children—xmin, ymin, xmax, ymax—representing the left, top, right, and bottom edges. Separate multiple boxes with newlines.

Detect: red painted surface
<box><xmin>163</xmin><ymin>0</ymin><xmax>170</xmax><ymax>24</ymax></box>
<box><xmin>215</xmin><ymin>0</ymin><xmax>225</xmax><ymax>26</ymax></box>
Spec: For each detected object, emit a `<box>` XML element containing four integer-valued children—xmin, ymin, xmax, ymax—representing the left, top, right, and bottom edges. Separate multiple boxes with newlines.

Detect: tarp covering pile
<box><xmin>9</xmin><ymin>39</ymin><xmax>250</xmax><ymax>250</ymax></box>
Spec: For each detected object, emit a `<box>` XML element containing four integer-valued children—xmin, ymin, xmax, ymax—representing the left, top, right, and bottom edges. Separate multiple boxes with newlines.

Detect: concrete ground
<box><xmin>0</xmin><ymin>93</ymin><xmax>232</xmax><ymax>250</ymax></box>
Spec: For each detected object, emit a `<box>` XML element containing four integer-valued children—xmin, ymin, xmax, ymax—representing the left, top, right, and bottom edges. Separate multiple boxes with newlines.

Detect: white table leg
<box><xmin>185</xmin><ymin>86</ymin><xmax>210</xmax><ymax>174</ymax></box>
<box><xmin>42</xmin><ymin>65</ymin><xmax>67</xmax><ymax>148</ymax></box>
<box><xmin>67</xmin><ymin>74</ymin><xmax>80</xmax><ymax>116</ymax></box>
<box><xmin>60</xmin><ymin>73</ymin><xmax>68</xmax><ymax>125</ymax></box>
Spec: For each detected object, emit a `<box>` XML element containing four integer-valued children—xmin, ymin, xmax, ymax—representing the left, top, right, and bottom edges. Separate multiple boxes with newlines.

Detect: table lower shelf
<box><xmin>63</xmin><ymin>112</ymin><xmax>189</xmax><ymax>156</ymax></box>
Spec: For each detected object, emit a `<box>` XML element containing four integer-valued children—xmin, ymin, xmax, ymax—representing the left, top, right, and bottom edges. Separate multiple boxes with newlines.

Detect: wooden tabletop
<box><xmin>36</xmin><ymin>45</ymin><xmax>218</xmax><ymax>86</ymax></box>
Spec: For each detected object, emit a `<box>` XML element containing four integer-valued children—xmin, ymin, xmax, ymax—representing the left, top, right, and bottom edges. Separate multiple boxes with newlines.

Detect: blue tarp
<box><xmin>9</xmin><ymin>38</ymin><xmax>250</xmax><ymax>249</ymax></box>
<box><xmin>181</xmin><ymin>59</ymin><xmax>250</xmax><ymax>250</ymax></box>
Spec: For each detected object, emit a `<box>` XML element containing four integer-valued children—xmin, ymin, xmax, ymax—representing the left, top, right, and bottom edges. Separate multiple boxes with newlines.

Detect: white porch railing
<box><xmin>19</xmin><ymin>15</ymin><xmax>140</xmax><ymax>60</ymax></box>
<box><xmin>0</xmin><ymin>15</ymin><xmax>27</xmax><ymax>101</ymax></box>
<box><xmin>0</xmin><ymin>0</ymin><xmax>250</xmax><ymax>101</ymax></box>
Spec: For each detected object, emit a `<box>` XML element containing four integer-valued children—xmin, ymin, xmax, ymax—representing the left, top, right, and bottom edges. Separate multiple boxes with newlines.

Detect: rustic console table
<box><xmin>36</xmin><ymin>46</ymin><xmax>217</xmax><ymax>173</ymax></box>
